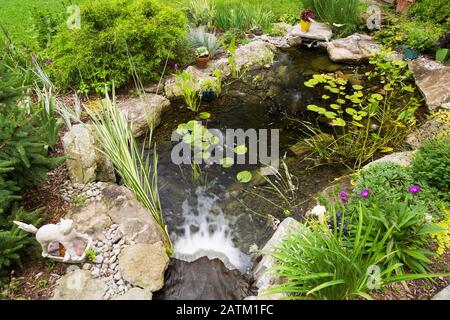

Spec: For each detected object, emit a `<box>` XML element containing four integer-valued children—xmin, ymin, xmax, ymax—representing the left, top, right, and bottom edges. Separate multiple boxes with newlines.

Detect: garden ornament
<box><xmin>13</xmin><ymin>218</ymin><xmax>93</xmax><ymax>263</ymax></box>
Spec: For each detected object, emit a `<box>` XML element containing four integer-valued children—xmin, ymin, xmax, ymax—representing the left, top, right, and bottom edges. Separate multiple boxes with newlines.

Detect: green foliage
<box><xmin>408</xmin><ymin>0</ymin><xmax>450</xmax><ymax>26</ymax></box>
<box><xmin>46</xmin><ymin>0</ymin><xmax>189</xmax><ymax>93</ymax></box>
<box><xmin>176</xmin><ymin>71</ymin><xmax>203</xmax><ymax>113</ymax></box>
<box><xmin>347</xmin><ymin>199</ymin><xmax>440</xmax><ymax>275</ymax></box>
<box><xmin>353</xmin><ymin>162</ymin><xmax>443</xmax><ymax>217</ymax></box>
<box><xmin>188</xmin><ymin>28</ymin><xmax>222</xmax><ymax>57</ymax></box>
<box><xmin>375</xmin><ymin>16</ymin><xmax>444</xmax><ymax>52</ymax></box>
<box><xmin>36</xmin><ymin>88</ymin><xmax>64</xmax><ymax>150</ymax></box>
<box><xmin>268</xmin><ymin>206</ymin><xmax>440</xmax><ymax>300</ymax></box>
<box><xmin>0</xmin><ymin>63</ymin><xmax>62</xmax><ymax>214</ymax></box>
<box><xmin>277</xmin><ymin>13</ymin><xmax>300</xmax><ymax>25</ymax></box>
<box><xmin>85</xmin><ymin>248</ymin><xmax>97</xmax><ymax>262</ymax></box>
<box><xmin>301</xmin><ymin>0</ymin><xmax>361</xmax><ymax>36</ymax></box>
<box><xmin>213</xmin><ymin>1</ymin><xmax>274</xmax><ymax>32</ymax></box>
<box><xmin>411</xmin><ymin>137</ymin><xmax>450</xmax><ymax>201</ymax></box>
<box><xmin>0</xmin><ymin>206</ymin><xmax>43</xmax><ymax>282</ymax></box>
<box><xmin>87</xmin><ymin>92</ymin><xmax>172</xmax><ymax>254</ymax></box>
<box><xmin>185</xmin><ymin>0</ymin><xmax>216</xmax><ymax>28</ymax></box>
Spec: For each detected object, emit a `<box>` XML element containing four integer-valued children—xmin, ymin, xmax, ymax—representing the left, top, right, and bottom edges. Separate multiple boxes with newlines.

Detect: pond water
<box><xmin>151</xmin><ymin>47</ymin><xmax>365</xmax><ymax>299</ymax></box>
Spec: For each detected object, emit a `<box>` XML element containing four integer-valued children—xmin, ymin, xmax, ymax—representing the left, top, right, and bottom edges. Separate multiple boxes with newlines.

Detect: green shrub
<box><xmin>46</xmin><ymin>0</ymin><xmax>188</xmax><ymax>93</ymax></box>
<box><xmin>301</xmin><ymin>0</ymin><xmax>361</xmax><ymax>36</ymax></box>
<box><xmin>408</xmin><ymin>0</ymin><xmax>450</xmax><ymax>26</ymax></box>
<box><xmin>0</xmin><ymin>61</ymin><xmax>59</xmax><ymax>281</ymax></box>
<box><xmin>375</xmin><ymin>17</ymin><xmax>444</xmax><ymax>52</ymax></box>
<box><xmin>411</xmin><ymin>137</ymin><xmax>450</xmax><ymax>201</ymax></box>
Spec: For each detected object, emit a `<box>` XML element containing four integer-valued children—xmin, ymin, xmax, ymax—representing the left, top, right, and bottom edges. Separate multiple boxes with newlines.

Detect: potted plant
<box><xmin>436</xmin><ymin>33</ymin><xmax>450</xmax><ymax>64</ymax></box>
<box><xmin>195</xmin><ymin>46</ymin><xmax>210</xmax><ymax>69</ymax></box>
<box><xmin>300</xmin><ymin>9</ymin><xmax>315</xmax><ymax>32</ymax></box>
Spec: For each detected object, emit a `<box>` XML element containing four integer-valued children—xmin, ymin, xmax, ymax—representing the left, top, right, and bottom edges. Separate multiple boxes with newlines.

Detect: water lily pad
<box><xmin>234</xmin><ymin>145</ymin><xmax>248</xmax><ymax>155</ymax></box>
<box><xmin>219</xmin><ymin>157</ymin><xmax>234</xmax><ymax>168</ymax></box>
<box><xmin>182</xmin><ymin>133</ymin><xmax>193</xmax><ymax>144</ymax></box>
<box><xmin>330</xmin><ymin>104</ymin><xmax>340</xmax><ymax>110</ymax></box>
<box><xmin>176</xmin><ymin>123</ymin><xmax>189</xmax><ymax>135</ymax></box>
<box><xmin>186</xmin><ymin>120</ymin><xmax>199</xmax><ymax>131</ymax></box>
<box><xmin>236</xmin><ymin>170</ymin><xmax>252</xmax><ymax>183</ymax></box>
<box><xmin>352</xmin><ymin>85</ymin><xmax>363</xmax><ymax>91</ymax></box>
<box><xmin>324</xmin><ymin>111</ymin><xmax>337</xmax><ymax>119</ymax></box>
<box><xmin>199</xmin><ymin>112</ymin><xmax>211</xmax><ymax>119</ymax></box>
<box><xmin>331</xmin><ymin>118</ymin><xmax>346</xmax><ymax>127</ymax></box>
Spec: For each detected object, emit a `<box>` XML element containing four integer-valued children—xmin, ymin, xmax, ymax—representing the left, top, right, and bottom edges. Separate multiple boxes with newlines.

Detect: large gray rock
<box><xmin>251</xmin><ymin>217</ymin><xmax>302</xmax><ymax>300</ymax></box>
<box><xmin>62</xmin><ymin>124</ymin><xmax>116</xmax><ymax>184</ymax></box>
<box><xmin>363</xmin><ymin>151</ymin><xmax>415</xmax><ymax>169</ymax></box>
<box><xmin>112</xmin><ymin>288</ymin><xmax>153</xmax><ymax>300</ymax></box>
<box><xmin>118</xmin><ymin>242</ymin><xmax>169</xmax><ymax>292</ymax></box>
<box><xmin>52</xmin><ymin>270</ymin><xmax>108</xmax><ymax>300</ymax></box>
<box><xmin>327</xmin><ymin>33</ymin><xmax>380</xmax><ymax>63</ymax></box>
<box><xmin>289</xmin><ymin>22</ymin><xmax>333</xmax><ymax>41</ymax></box>
<box><xmin>154</xmin><ymin>257</ymin><xmax>250</xmax><ymax>300</ymax></box>
<box><xmin>67</xmin><ymin>183</ymin><xmax>167</xmax><ymax>245</ymax></box>
<box><xmin>116</xmin><ymin>94</ymin><xmax>170</xmax><ymax>137</ymax></box>
<box><xmin>406</xmin><ymin>111</ymin><xmax>450</xmax><ymax>149</ymax></box>
<box><xmin>409</xmin><ymin>57</ymin><xmax>450</xmax><ymax>111</ymax></box>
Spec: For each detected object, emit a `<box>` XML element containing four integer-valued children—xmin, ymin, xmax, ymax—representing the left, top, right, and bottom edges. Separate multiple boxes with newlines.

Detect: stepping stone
<box><xmin>289</xmin><ymin>22</ymin><xmax>333</xmax><ymax>41</ymax></box>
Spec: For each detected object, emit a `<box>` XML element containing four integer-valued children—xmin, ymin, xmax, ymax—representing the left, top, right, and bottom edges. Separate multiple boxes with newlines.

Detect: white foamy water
<box><xmin>173</xmin><ymin>187</ymin><xmax>251</xmax><ymax>273</ymax></box>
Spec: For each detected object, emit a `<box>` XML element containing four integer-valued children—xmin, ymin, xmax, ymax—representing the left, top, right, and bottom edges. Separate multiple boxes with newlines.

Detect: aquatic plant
<box><xmin>300</xmin><ymin>49</ymin><xmax>421</xmax><ymax>169</ymax></box>
<box><xmin>87</xmin><ymin>91</ymin><xmax>172</xmax><ymax>254</ymax></box>
<box><xmin>176</xmin><ymin>70</ymin><xmax>202</xmax><ymax>113</ymax></box>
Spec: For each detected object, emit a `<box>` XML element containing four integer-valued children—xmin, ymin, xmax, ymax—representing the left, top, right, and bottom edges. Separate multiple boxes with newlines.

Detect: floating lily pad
<box><xmin>237</xmin><ymin>170</ymin><xmax>252</xmax><ymax>183</ymax></box>
<box><xmin>234</xmin><ymin>145</ymin><xmax>248</xmax><ymax>155</ymax></box>
<box><xmin>219</xmin><ymin>157</ymin><xmax>234</xmax><ymax>168</ymax></box>
<box><xmin>352</xmin><ymin>85</ymin><xmax>363</xmax><ymax>91</ymax></box>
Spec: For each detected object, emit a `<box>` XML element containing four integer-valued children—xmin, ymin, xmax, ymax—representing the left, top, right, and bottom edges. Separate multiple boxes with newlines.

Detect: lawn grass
<box><xmin>0</xmin><ymin>0</ymin><xmax>89</xmax><ymax>48</ymax></box>
<box><xmin>1</xmin><ymin>0</ymin><xmax>302</xmax><ymax>49</ymax></box>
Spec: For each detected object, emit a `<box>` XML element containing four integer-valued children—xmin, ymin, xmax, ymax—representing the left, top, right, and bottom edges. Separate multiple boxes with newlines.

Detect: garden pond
<box><xmin>148</xmin><ymin>47</ymin><xmax>369</xmax><ymax>299</ymax></box>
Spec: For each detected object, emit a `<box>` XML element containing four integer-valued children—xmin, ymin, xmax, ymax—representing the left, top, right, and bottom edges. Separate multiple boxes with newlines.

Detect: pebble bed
<box><xmin>62</xmin><ymin>181</ymin><xmax>136</xmax><ymax>300</ymax></box>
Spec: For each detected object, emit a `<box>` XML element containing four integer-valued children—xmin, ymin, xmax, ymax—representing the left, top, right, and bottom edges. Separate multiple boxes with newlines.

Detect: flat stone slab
<box><xmin>327</xmin><ymin>33</ymin><xmax>380</xmax><ymax>63</ymax></box>
<box><xmin>116</xmin><ymin>94</ymin><xmax>170</xmax><ymax>137</ymax></box>
<box><xmin>289</xmin><ymin>22</ymin><xmax>333</xmax><ymax>41</ymax></box>
<box><xmin>409</xmin><ymin>57</ymin><xmax>450</xmax><ymax>111</ymax></box>
<box><xmin>363</xmin><ymin>151</ymin><xmax>415</xmax><ymax>169</ymax></box>
<box><xmin>52</xmin><ymin>269</ymin><xmax>108</xmax><ymax>300</ymax></box>
<box><xmin>432</xmin><ymin>285</ymin><xmax>450</xmax><ymax>300</ymax></box>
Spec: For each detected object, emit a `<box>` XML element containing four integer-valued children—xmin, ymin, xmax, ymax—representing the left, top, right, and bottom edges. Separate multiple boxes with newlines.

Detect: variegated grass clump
<box><xmin>87</xmin><ymin>92</ymin><xmax>172</xmax><ymax>254</ymax></box>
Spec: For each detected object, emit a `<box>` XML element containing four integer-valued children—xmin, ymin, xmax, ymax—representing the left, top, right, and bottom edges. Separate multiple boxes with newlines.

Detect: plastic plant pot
<box><xmin>196</xmin><ymin>56</ymin><xmax>210</xmax><ymax>69</ymax></box>
<box><xmin>404</xmin><ymin>48</ymin><xmax>419</xmax><ymax>60</ymax></box>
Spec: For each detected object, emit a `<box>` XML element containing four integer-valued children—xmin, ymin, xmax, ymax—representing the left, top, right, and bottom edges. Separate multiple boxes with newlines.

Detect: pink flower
<box><xmin>360</xmin><ymin>189</ymin><xmax>370</xmax><ymax>198</ymax></box>
<box><xmin>340</xmin><ymin>191</ymin><xmax>348</xmax><ymax>203</ymax></box>
<box><xmin>408</xmin><ymin>185</ymin><xmax>421</xmax><ymax>194</ymax></box>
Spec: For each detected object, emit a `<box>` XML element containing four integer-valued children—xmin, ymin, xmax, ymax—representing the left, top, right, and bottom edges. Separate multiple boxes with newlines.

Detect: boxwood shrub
<box><xmin>46</xmin><ymin>0</ymin><xmax>188</xmax><ymax>93</ymax></box>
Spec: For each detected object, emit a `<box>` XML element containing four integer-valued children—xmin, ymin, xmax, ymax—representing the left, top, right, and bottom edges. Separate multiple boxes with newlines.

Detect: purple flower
<box><xmin>360</xmin><ymin>189</ymin><xmax>370</xmax><ymax>198</ymax></box>
<box><xmin>408</xmin><ymin>185</ymin><xmax>421</xmax><ymax>194</ymax></box>
<box><xmin>340</xmin><ymin>191</ymin><xmax>348</xmax><ymax>203</ymax></box>
<box><xmin>45</xmin><ymin>60</ymin><xmax>53</xmax><ymax>65</ymax></box>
